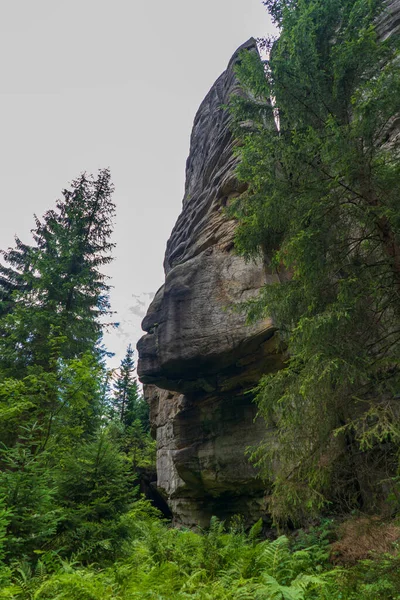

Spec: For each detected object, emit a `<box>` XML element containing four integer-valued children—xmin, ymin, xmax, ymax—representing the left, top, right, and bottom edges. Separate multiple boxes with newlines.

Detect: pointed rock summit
<box><xmin>137</xmin><ymin>39</ymin><xmax>283</xmax><ymax>527</ymax></box>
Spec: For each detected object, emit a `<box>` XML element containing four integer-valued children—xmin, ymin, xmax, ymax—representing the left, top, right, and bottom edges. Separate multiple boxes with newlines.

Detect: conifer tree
<box><xmin>230</xmin><ymin>0</ymin><xmax>400</xmax><ymax>522</ymax></box>
<box><xmin>0</xmin><ymin>168</ymin><xmax>115</xmax><ymax>377</ymax></box>
<box><xmin>0</xmin><ymin>424</ymin><xmax>60</xmax><ymax>560</ymax></box>
<box><xmin>113</xmin><ymin>344</ymin><xmax>149</xmax><ymax>430</ymax></box>
<box><xmin>0</xmin><ymin>169</ymin><xmax>115</xmax><ymax>447</ymax></box>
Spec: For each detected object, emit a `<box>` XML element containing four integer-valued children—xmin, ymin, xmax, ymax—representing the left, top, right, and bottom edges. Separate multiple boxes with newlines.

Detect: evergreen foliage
<box><xmin>229</xmin><ymin>0</ymin><xmax>400</xmax><ymax>522</ymax></box>
<box><xmin>55</xmin><ymin>431</ymin><xmax>138</xmax><ymax>564</ymax></box>
<box><xmin>0</xmin><ymin>169</ymin><xmax>145</xmax><ymax>569</ymax></box>
<box><xmin>0</xmin><ymin>427</ymin><xmax>60</xmax><ymax>560</ymax></box>
<box><xmin>0</xmin><ymin>169</ymin><xmax>116</xmax><ymax>452</ymax></box>
<box><xmin>0</xmin><ymin>168</ymin><xmax>115</xmax><ymax>377</ymax></box>
<box><xmin>109</xmin><ymin>344</ymin><xmax>154</xmax><ymax>469</ymax></box>
<box><xmin>112</xmin><ymin>344</ymin><xmax>149</xmax><ymax>430</ymax></box>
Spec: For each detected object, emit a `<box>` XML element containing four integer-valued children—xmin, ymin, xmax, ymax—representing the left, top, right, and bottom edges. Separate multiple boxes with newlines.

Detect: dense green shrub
<box><xmin>0</xmin><ymin>432</ymin><xmax>61</xmax><ymax>561</ymax></box>
<box><xmin>230</xmin><ymin>0</ymin><xmax>400</xmax><ymax>525</ymax></box>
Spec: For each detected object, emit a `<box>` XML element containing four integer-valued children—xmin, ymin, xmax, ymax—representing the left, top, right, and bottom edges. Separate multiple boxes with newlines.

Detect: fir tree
<box><xmin>113</xmin><ymin>344</ymin><xmax>149</xmax><ymax>430</ymax></box>
<box><xmin>0</xmin><ymin>424</ymin><xmax>61</xmax><ymax>560</ymax></box>
<box><xmin>57</xmin><ymin>432</ymin><xmax>135</xmax><ymax>520</ymax></box>
<box><xmin>0</xmin><ymin>169</ymin><xmax>115</xmax><ymax>448</ymax></box>
<box><xmin>0</xmin><ymin>168</ymin><xmax>115</xmax><ymax>377</ymax></box>
<box><xmin>230</xmin><ymin>0</ymin><xmax>400</xmax><ymax>522</ymax></box>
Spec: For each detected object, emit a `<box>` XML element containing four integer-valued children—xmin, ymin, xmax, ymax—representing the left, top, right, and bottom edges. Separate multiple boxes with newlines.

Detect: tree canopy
<box><xmin>0</xmin><ymin>168</ymin><xmax>116</xmax><ymax>378</ymax></box>
<box><xmin>0</xmin><ymin>169</ymin><xmax>154</xmax><ymax>570</ymax></box>
<box><xmin>230</xmin><ymin>0</ymin><xmax>400</xmax><ymax>523</ymax></box>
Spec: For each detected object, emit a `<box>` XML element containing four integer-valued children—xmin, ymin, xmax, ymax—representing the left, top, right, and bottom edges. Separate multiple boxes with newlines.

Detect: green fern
<box><xmin>33</xmin><ymin>571</ymin><xmax>115</xmax><ymax>600</ymax></box>
<box><xmin>4</xmin><ymin>514</ymin><xmax>398</xmax><ymax>599</ymax></box>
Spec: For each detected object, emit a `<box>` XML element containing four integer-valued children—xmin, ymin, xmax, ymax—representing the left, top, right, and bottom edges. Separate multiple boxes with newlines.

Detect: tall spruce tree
<box><xmin>0</xmin><ymin>169</ymin><xmax>115</xmax><ymax>447</ymax></box>
<box><xmin>113</xmin><ymin>344</ymin><xmax>148</xmax><ymax>429</ymax></box>
<box><xmin>0</xmin><ymin>168</ymin><xmax>115</xmax><ymax>377</ymax></box>
<box><xmin>230</xmin><ymin>0</ymin><xmax>400</xmax><ymax>522</ymax></box>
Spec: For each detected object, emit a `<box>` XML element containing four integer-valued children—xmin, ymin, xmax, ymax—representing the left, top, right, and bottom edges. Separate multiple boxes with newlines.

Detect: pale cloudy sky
<box><xmin>0</xmin><ymin>0</ymin><xmax>275</xmax><ymax>367</ymax></box>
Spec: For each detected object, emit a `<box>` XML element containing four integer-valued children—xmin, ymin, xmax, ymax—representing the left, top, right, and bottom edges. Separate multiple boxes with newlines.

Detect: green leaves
<box><xmin>231</xmin><ymin>0</ymin><xmax>400</xmax><ymax>522</ymax></box>
<box><xmin>3</xmin><ymin>510</ymin><xmax>400</xmax><ymax>599</ymax></box>
<box><xmin>0</xmin><ymin>433</ymin><xmax>61</xmax><ymax>561</ymax></box>
<box><xmin>0</xmin><ymin>170</ymin><xmax>122</xmax><ymax>567</ymax></box>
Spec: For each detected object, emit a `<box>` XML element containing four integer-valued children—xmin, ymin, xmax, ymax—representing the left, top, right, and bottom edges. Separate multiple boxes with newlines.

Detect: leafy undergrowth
<box><xmin>2</xmin><ymin>503</ymin><xmax>400</xmax><ymax>600</ymax></box>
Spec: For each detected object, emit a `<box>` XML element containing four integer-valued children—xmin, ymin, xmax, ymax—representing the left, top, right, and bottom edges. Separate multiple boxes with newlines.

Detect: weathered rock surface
<box><xmin>137</xmin><ymin>5</ymin><xmax>400</xmax><ymax>528</ymax></box>
<box><xmin>377</xmin><ymin>0</ymin><xmax>400</xmax><ymax>40</ymax></box>
<box><xmin>137</xmin><ymin>39</ymin><xmax>282</xmax><ymax>526</ymax></box>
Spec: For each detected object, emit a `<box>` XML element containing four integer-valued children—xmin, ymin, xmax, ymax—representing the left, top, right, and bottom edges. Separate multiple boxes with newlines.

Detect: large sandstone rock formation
<box><xmin>137</xmin><ymin>2</ymin><xmax>400</xmax><ymax>527</ymax></box>
<box><xmin>137</xmin><ymin>39</ymin><xmax>283</xmax><ymax>527</ymax></box>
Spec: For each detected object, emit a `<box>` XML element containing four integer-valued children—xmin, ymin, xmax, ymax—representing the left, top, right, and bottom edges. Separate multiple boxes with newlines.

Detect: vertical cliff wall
<box><xmin>137</xmin><ymin>39</ymin><xmax>283</xmax><ymax>527</ymax></box>
<box><xmin>137</xmin><ymin>1</ymin><xmax>400</xmax><ymax>527</ymax></box>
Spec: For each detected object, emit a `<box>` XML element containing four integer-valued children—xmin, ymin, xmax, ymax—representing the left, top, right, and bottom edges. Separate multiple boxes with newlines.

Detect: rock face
<box><xmin>137</xmin><ymin>39</ymin><xmax>283</xmax><ymax>527</ymax></box>
<box><xmin>137</xmin><ymin>5</ymin><xmax>400</xmax><ymax>528</ymax></box>
<box><xmin>377</xmin><ymin>0</ymin><xmax>400</xmax><ymax>40</ymax></box>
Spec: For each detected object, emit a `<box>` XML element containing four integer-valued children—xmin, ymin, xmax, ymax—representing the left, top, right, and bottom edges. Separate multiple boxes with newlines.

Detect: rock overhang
<box><xmin>136</xmin><ymin>37</ymin><xmax>280</xmax><ymax>526</ymax></box>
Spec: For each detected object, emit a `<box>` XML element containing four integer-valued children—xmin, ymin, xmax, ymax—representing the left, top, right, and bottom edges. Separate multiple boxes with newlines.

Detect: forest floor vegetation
<box><xmin>2</xmin><ymin>505</ymin><xmax>400</xmax><ymax>599</ymax></box>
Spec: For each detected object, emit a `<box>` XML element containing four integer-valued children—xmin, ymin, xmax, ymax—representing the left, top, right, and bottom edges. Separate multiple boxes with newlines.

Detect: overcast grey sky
<box><xmin>0</xmin><ymin>0</ymin><xmax>275</xmax><ymax>366</ymax></box>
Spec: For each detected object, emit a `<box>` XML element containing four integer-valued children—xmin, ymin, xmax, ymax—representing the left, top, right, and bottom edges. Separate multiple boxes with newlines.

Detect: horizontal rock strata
<box><xmin>137</xmin><ymin>39</ymin><xmax>283</xmax><ymax>527</ymax></box>
<box><xmin>137</xmin><ymin>3</ymin><xmax>400</xmax><ymax>527</ymax></box>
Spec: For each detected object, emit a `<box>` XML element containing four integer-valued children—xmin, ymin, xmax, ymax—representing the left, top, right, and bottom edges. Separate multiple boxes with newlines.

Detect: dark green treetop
<box><xmin>0</xmin><ymin>168</ymin><xmax>115</xmax><ymax>377</ymax></box>
<box><xmin>0</xmin><ymin>169</ymin><xmax>115</xmax><ymax>449</ymax></box>
<box><xmin>113</xmin><ymin>344</ymin><xmax>149</xmax><ymax>430</ymax></box>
